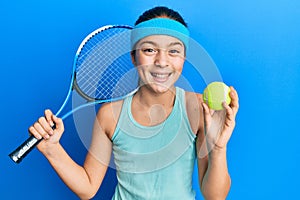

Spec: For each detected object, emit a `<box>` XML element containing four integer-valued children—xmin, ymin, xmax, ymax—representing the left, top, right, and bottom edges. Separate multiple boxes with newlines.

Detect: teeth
<box><xmin>152</xmin><ymin>73</ymin><xmax>169</xmax><ymax>78</ymax></box>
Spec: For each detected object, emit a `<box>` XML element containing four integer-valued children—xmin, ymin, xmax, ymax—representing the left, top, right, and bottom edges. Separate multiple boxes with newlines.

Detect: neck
<box><xmin>135</xmin><ymin>85</ymin><xmax>176</xmax><ymax>108</ymax></box>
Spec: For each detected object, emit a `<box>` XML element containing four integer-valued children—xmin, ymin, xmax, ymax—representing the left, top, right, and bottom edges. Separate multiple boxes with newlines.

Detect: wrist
<box><xmin>209</xmin><ymin>146</ymin><xmax>227</xmax><ymax>159</ymax></box>
<box><xmin>39</xmin><ymin>142</ymin><xmax>62</xmax><ymax>158</ymax></box>
<box><xmin>208</xmin><ymin>147</ymin><xmax>229</xmax><ymax>173</ymax></box>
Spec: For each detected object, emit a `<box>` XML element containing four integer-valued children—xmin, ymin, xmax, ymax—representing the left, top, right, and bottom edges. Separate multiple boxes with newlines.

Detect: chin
<box><xmin>147</xmin><ymin>82</ymin><xmax>175</xmax><ymax>94</ymax></box>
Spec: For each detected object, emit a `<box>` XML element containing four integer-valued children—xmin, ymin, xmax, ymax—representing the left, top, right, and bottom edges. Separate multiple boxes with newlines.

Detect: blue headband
<box><xmin>131</xmin><ymin>18</ymin><xmax>190</xmax><ymax>50</ymax></box>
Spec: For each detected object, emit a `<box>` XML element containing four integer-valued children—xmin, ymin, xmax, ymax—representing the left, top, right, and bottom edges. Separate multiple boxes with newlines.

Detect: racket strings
<box><xmin>79</xmin><ymin>29</ymin><xmax>133</xmax><ymax>97</ymax></box>
<box><xmin>75</xmin><ymin>27</ymin><xmax>137</xmax><ymax>100</ymax></box>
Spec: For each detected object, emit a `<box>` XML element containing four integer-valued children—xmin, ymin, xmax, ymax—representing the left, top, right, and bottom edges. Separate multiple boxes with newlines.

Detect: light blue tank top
<box><xmin>111</xmin><ymin>87</ymin><xmax>196</xmax><ymax>200</ymax></box>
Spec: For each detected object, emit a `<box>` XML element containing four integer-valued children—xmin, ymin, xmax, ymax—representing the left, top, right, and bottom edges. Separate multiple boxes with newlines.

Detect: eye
<box><xmin>142</xmin><ymin>48</ymin><xmax>157</xmax><ymax>55</ymax></box>
<box><xmin>169</xmin><ymin>49</ymin><xmax>180</xmax><ymax>53</ymax></box>
<box><xmin>169</xmin><ymin>49</ymin><xmax>181</xmax><ymax>55</ymax></box>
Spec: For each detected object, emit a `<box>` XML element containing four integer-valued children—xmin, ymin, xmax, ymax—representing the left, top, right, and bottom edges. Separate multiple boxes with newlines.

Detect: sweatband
<box><xmin>131</xmin><ymin>18</ymin><xmax>190</xmax><ymax>50</ymax></box>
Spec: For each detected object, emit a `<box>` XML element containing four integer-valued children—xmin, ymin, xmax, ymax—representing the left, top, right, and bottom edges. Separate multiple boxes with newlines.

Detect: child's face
<box><xmin>133</xmin><ymin>35</ymin><xmax>185</xmax><ymax>93</ymax></box>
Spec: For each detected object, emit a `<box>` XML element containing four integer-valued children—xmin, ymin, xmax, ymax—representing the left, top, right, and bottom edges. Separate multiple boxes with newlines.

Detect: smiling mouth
<box><xmin>150</xmin><ymin>72</ymin><xmax>172</xmax><ymax>82</ymax></box>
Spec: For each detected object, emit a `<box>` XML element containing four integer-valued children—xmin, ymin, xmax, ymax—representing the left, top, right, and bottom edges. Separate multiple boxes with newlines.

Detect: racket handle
<box><xmin>9</xmin><ymin>135</ymin><xmax>42</xmax><ymax>164</ymax></box>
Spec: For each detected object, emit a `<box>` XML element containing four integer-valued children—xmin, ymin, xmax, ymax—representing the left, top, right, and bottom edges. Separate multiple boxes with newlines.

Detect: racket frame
<box><xmin>9</xmin><ymin>25</ymin><xmax>137</xmax><ymax>163</ymax></box>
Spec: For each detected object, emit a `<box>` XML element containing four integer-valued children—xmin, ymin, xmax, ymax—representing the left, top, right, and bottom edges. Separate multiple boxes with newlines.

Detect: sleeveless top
<box><xmin>111</xmin><ymin>87</ymin><xmax>196</xmax><ymax>200</ymax></box>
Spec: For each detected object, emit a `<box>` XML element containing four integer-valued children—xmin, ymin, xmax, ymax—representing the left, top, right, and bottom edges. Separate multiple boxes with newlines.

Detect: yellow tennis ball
<box><xmin>203</xmin><ymin>82</ymin><xmax>231</xmax><ymax>110</ymax></box>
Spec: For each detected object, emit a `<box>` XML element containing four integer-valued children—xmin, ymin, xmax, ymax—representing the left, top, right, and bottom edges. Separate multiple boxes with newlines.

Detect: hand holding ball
<box><xmin>203</xmin><ymin>82</ymin><xmax>231</xmax><ymax>110</ymax></box>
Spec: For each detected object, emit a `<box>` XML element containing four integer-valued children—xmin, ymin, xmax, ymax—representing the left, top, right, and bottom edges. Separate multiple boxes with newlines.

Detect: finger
<box><xmin>202</xmin><ymin>102</ymin><xmax>210</xmax><ymax>123</ymax></box>
<box><xmin>229</xmin><ymin>86</ymin><xmax>239</xmax><ymax>114</ymax></box>
<box><xmin>210</xmin><ymin>109</ymin><xmax>215</xmax><ymax>116</ymax></box>
<box><xmin>203</xmin><ymin>102</ymin><xmax>215</xmax><ymax>115</ymax></box>
<box><xmin>229</xmin><ymin>86</ymin><xmax>239</xmax><ymax>104</ymax></box>
<box><xmin>38</xmin><ymin>117</ymin><xmax>54</xmax><ymax>136</ymax></box>
<box><xmin>202</xmin><ymin>102</ymin><xmax>215</xmax><ymax>132</ymax></box>
<box><xmin>52</xmin><ymin>115</ymin><xmax>64</xmax><ymax>133</ymax></box>
<box><xmin>202</xmin><ymin>102</ymin><xmax>210</xmax><ymax>116</ymax></box>
<box><xmin>44</xmin><ymin>109</ymin><xmax>55</xmax><ymax>127</ymax></box>
<box><xmin>222</xmin><ymin>101</ymin><xmax>234</xmax><ymax>121</ymax></box>
<box><xmin>33</xmin><ymin>121</ymin><xmax>50</xmax><ymax>140</ymax></box>
<box><xmin>28</xmin><ymin>126</ymin><xmax>42</xmax><ymax>140</ymax></box>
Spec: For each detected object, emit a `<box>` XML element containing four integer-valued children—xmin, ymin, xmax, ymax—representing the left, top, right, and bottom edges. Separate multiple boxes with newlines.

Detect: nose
<box><xmin>154</xmin><ymin>49</ymin><xmax>169</xmax><ymax>68</ymax></box>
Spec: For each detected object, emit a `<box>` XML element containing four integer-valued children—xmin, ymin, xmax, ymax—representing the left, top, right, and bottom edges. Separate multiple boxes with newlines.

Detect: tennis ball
<box><xmin>203</xmin><ymin>82</ymin><xmax>231</xmax><ymax>110</ymax></box>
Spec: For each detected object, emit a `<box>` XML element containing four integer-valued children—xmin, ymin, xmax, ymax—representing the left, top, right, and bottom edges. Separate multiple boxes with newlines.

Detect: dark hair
<box><xmin>134</xmin><ymin>6</ymin><xmax>188</xmax><ymax>27</ymax></box>
<box><xmin>131</xmin><ymin>6</ymin><xmax>188</xmax><ymax>60</ymax></box>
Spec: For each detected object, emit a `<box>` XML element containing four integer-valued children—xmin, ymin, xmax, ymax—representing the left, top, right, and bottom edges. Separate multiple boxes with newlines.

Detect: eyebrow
<box><xmin>139</xmin><ymin>41</ymin><xmax>157</xmax><ymax>46</ymax></box>
<box><xmin>139</xmin><ymin>40</ymin><xmax>183</xmax><ymax>48</ymax></box>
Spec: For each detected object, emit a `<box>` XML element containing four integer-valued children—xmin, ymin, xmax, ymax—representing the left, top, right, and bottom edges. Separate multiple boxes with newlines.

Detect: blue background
<box><xmin>1</xmin><ymin>0</ymin><xmax>299</xmax><ymax>199</ymax></box>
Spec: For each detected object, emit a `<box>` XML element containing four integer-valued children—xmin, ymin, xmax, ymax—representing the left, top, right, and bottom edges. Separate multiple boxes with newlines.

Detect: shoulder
<box><xmin>184</xmin><ymin>91</ymin><xmax>204</xmax><ymax>135</ymax></box>
<box><xmin>185</xmin><ymin>91</ymin><xmax>203</xmax><ymax>107</ymax></box>
<box><xmin>96</xmin><ymin>100</ymin><xmax>124</xmax><ymax>140</ymax></box>
<box><xmin>184</xmin><ymin>91</ymin><xmax>203</xmax><ymax>117</ymax></box>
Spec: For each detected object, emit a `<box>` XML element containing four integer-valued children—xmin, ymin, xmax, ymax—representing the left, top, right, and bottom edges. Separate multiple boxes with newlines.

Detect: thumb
<box><xmin>202</xmin><ymin>102</ymin><xmax>212</xmax><ymax>127</ymax></box>
<box><xmin>52</xmin><ymin>115</ymin><xmax>64</xmax><ymax>132</ymax></box>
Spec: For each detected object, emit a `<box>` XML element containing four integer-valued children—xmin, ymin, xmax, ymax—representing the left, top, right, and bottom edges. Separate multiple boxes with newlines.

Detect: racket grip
<box><xmin>9</xmin><ymin>135</ymin><xmax>42</xmax><ymax>164</ymax></box>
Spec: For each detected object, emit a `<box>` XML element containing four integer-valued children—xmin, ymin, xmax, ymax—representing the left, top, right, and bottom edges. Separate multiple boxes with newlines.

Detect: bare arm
<box><xmin>196</xmin><ymin>87</ymin><xmax>239</xmax><ymax>200</ymax></box>
<box><xmin>30</xmin><ymin>106</ymin><xmax>114</xmax><ymax>199</ymax></box>
<box><xmin>198</xmin><ymin>145</ymin><xmax>231</xmax><ymax>200</ymax></box>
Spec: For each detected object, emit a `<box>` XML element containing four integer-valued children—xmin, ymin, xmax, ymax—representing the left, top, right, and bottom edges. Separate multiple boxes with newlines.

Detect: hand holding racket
<box><xmin>28</xmin><ymin>109</ymin><xmax>64</xmax><ymax>146</ymax></box>
<box><xmin>9</xmin><ymin>25</ymin><xmax>139</xmax><ymax>163</ymax></box>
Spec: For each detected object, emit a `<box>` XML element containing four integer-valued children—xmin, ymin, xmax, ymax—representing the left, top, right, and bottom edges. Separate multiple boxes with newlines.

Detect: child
<box><xmin>29</xmin><ymin>6</ymin><xmax>239</xmax><ymax>200</ymax></box>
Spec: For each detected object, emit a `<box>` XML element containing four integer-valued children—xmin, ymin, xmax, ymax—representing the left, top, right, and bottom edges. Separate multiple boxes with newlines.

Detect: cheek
<box><xmin>136</xmin><ymin>55</ymin><xmax>154</xmax><ymax>66</ymax></box>
<box><xmin>174</xmin><ymin>59</ymin><xmax>185</xmax><ymax>72</ymax></box>
<box><xmin>134</xmin><ymin>53</ymin><xmax>144</xmax><ymax>66</ymax></box>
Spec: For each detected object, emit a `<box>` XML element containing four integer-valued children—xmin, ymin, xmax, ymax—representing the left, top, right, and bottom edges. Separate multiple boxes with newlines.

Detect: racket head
<box><xmin>73</xmin><ymin>25</ymin><xmax>138</xmax><ymax>103</ymax></box>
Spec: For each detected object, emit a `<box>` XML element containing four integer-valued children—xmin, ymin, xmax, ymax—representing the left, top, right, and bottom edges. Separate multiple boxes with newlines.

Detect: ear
<box><xmin>130</xmin><ymin>50</ymin><xmax>136</xmax><ymax>66</ymax></box>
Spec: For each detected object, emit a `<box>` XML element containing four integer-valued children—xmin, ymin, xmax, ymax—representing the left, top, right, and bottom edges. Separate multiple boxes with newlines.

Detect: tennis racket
<box><xmin>9</xmin><ymin>25</ymin><xmax>139</xmax><ymax>164</ymax></box>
